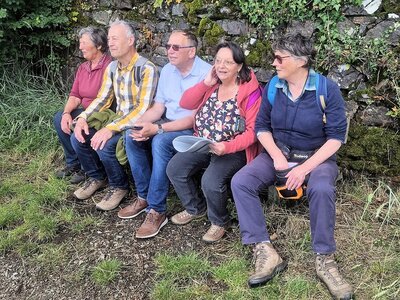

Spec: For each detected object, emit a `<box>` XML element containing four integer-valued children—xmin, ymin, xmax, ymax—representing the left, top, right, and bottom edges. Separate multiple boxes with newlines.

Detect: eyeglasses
<box><xmin>273</xmin><ymin>55</ymin><xmax>292</xmax><ymax>64</ymax></box>
<box><xmin>165</xmin><ymin>44</ymin><xmax>195</xmax><ymax>51</ymax></box>
<box><xmin>214</xmin><ymin>58</ymin><xmax>237</xmax><ymax>67</ymax></box>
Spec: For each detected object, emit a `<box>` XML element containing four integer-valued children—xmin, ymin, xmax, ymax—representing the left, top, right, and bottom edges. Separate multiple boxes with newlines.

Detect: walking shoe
<box><xmin>96</xmin><ymin>187</ymin><xmax>128</xmax><ymax>211</ymax></box>
<box><xmin>55</xmin><ymin>165</ymin><xmax>80</xmax><ymax>179</ymax></box>
<box><xmin>118</xmin><ymin>197</ymin><xmax>148</xmax><ymax>219</ymax></box>
<box><xmin>135</xmin><ymin>209</ymin><xmax>168</xmax><ymax>239</ymax></box>
<box><xmin>248</xmin><ymin>242</ymin><xmax>288</xmax><ymax>288</ymax></box>
<box><xmin>70</xmin><ymin>169</ymin><xmax>86</xmax><ymax>184</ymax></box>
<box><xmin>316</xmin><ymin>254</ymin><xmax>354</xmax><ymax>300</ymax></box>
<box><xmin>171</xmin><ymin>210</ymin><xmax>205</xmax><ymax>225</ymax></box>
<box><xmin>202</xmin><ymin>224</ymin><xmax>225</xmax><ymax>243</ymax></box>
<box><xmin>73</xmin><ymin>178</ymin><xmax>107</xmax><ymax>200</ymax></box>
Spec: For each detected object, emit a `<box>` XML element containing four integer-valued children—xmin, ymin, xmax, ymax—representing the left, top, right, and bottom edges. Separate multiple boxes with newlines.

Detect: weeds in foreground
<box><xmin>91</xmin><ymin>259</ymin><xmax>122</xmax><ymax>285</ymax></box>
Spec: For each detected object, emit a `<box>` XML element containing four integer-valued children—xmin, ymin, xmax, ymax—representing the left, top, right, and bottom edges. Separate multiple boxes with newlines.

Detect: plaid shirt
<box><xmin>78</xmin><ymin>52</ymin><xmax>159</xmax><ymax>132</ymax></box>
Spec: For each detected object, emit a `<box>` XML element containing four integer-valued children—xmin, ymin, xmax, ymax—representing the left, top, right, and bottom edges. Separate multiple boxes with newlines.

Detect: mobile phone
<box><xmin>126</xmin><ymin>125</ymin><xmax>143</xmax><ymax>130</ymax></box>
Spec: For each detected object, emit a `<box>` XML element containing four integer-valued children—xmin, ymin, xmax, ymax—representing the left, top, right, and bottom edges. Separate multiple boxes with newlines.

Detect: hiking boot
<box><xmin>70</xmin><ymin>169</ymin><xmax>86</xmax><ymax>184</ymax></box>
<box><xmin>316</xmin><ymin>254</ymin><xmax>354</xmax><ymax>300</ymax></box>
<box><xmin>96</xmin><ymin>187</ymin><xmax>128</xmax><ymax>211</ymax></box>
<box><xmin>135</xmin><ymin>209</ymin><xmax>168</xmax><ymax>239</ymax></box>
<box><xmin>171</xmin><ymin>210</ymin><xmax>205</xmax><ymax>225</ymax></box>
<box><xmin>118</xmin><ymin>197</ymin><xmax>148</xmax><ymax>219</ymax></box>
<box><xmin>202</xmin><ymin>224</ymin><xmax>225</xmax><ymax>243</ymax></box>
<box><xmin>55</xmin><ymin>165</ymin><xmax>80</xmax><ymax>179</ymax></box>
<box><xmin>248</xmin><ymin>242</ymin><xmax>288</xmax><ymax>288</ymax></box>
<box><xmin>73</xmin><ymin>178</ymin><xmax>107</xmax><ymax>200</ymax></box>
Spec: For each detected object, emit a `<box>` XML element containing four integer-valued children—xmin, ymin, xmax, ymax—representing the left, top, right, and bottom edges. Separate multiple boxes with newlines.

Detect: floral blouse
<box><xmin>195</xmin><ymin>89</ymin><xmax>241</xmax><ymax>142</ymax></box>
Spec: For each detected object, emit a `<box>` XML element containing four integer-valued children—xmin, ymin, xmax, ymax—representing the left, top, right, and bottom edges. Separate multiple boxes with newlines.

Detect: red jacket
<box><xmin>180</xmin><ymin>71</ymin><xmax>261</xmax><ymax>163</ymax></box>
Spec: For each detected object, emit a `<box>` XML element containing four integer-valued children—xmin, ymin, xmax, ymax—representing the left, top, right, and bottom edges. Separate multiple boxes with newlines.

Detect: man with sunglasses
<box><xmin>118</xmin><ymin>30</ymin><xmax>211</xmax><ymax>239</ymax></box>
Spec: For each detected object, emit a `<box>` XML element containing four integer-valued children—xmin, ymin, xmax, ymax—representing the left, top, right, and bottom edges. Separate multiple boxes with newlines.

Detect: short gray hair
<box><xmin>78</xmin><ymin>26</ymin><xmax>108</xmax><ymax>53</ymax></box>
<box><xmin>272</xmin><ymin>33</ymin><xmax>316</xmax><ymax>68</ymax></box>
<box><xmin>109</xmin><ymin>20</ymin><xmax>138</xmax><ymax>47</ymax></box>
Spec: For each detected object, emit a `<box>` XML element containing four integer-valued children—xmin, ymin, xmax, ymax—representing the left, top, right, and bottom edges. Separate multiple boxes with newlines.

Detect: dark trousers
<box><xmin>53</xmin><ymin>109</ymin><xmax>83</xmax><ymax>167</ymax></box>
<box><xmin>231</xmin><ymin>152</ymin><xmax>338</xmax><ymax>254</ymax></box>
<box><xmin>70</xmin><ymin>128</ymin><xmax>128</xmax><ymax>189</ymax></box>
<box><xmin>167</xmin><ymin>151</ymin><xmax>246</xmax><ymax>226</ymax></box>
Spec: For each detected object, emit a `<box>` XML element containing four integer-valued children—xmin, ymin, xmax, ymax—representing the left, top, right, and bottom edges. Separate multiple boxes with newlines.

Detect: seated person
<box><xmin>166</xmin><ymin>42</ymin><xmax>261</xmax><ymax>243</ymax></box>
<box><xmin>71</xmin><ymin>20</ymin><xmax>159</xmax><ymax>211</ymax></box>
<box><xmin>54</xmin><ymin>26</ymin><xmax>112</xmax><ymax>183</ymax></box>
<box><xmin>117</xmin><ymin>30</ymin><xmax>211</xmax><ymax>239</ymax></box>
<box><xmin>231</xmin><ymin>33</ymin><xmax>354</xmax><ymax>300</ymax></box>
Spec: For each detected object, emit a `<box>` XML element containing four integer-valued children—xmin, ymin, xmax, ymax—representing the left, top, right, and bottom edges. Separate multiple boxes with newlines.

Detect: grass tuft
<box><xmin>91</xmin><ymin>259</ymin><xmax>122</xmax><ymax>285</ymax></box>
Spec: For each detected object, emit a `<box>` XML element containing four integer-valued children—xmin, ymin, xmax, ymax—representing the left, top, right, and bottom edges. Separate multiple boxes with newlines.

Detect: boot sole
<box><xmin>135</xmin><ymin>218</ymin><xmax>168</xmax><ymax>239</ymax></box>
<box><xmin>248</xmin><ymin>260</ymin><xmax>288</xmax><ymax>288</ymax></box>
<box><xmin>118</xmin><ymin>207</ymin><xmax>147</xmax><ymax>219</ymax></box>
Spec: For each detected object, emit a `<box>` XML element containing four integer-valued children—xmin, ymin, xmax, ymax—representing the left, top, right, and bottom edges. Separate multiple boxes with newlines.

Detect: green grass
<box><xmin>91</xmin><ymin>259</ymin><xmax>122</xmax><ymax>285</ymax></box>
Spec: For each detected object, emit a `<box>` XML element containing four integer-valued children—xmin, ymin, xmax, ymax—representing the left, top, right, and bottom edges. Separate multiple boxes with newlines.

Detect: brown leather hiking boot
<box><xmin>118</xmin><ymin>197</ymin><xmax>148</xmax><ymax>219</ymax></box>
<box><xmin>202</xmin><ymin>224</ymin><xmax>225</xmax><ymax>243</ymax></box>
<box><xmin>95</xmin><ymin>187</ymin><xmax>128</xmax><ymax>211</ymax></box>
<box><xmin>248</xmin><ymin>242</ymin><xmax>288</xmax><ymax>288</ymax></box>
<box><xmin>316</xmin><ymin>254</ymin><xmax>354</xmax><ymax>300</ymax></box>
<box><xmin>171</xmin><ymin>210</ymin><xmax>205</xmax><ymax>225</ymax></box>
<box><xmin>135</xmin><ymin>209</ymin><xmax>168</xmax><ymax>239</ymax></box>
<box><xmin>73</xmin><ymin>178</ymin><xmax>107</xmax><ymax>200</ymax></box>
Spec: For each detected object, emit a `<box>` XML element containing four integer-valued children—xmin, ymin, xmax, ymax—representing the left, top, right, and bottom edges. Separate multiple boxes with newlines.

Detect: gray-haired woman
<box><xmin>54</xmin><ymin>27</ymin><xmax>112</xmax><ymax>183</ymax></box>
<box><xmin>231</xmin><ymin>33</ymin><xmax>354</xmax><ymax>299</ymax></box>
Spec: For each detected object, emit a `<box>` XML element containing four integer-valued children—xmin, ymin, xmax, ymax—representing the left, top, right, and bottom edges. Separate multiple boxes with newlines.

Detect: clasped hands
<box><xmin>129</xmin><ymin>122</ymin><xmax>158</xmax><ymax>141</ymax></box>
<box><xmin>274</xmin><ymin>155</ymin><xmax>307</xmax><ymax>190</ymax></box>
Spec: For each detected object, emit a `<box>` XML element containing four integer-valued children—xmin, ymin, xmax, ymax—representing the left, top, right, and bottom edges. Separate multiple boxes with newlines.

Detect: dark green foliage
<box><xmin>0</xmin><ymin>0</ymin><xmax>73</xmax><ymax>72</ymax></box>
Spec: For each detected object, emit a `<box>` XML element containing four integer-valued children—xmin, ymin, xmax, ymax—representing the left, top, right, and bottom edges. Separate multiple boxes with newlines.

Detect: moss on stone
<box><xmin>197</xmin><ymin>17</ymin><xmax>212</xmax><ymax>36</ymax></box>
<box><xmin>185</xmin><ymin>0</ymin><xmax>204</xmax><ymax>24</ymax></box>
<box><xmin>338</xmin><ymin>123</ymin><xmax>400</xmax><ymax>176</ymax></box>
<box><xmin>203</xmin><ymin>21</ymin><xmax>225</xmax><ymax>46</ymax></box>
<box><xmin>245</xmin><ymin>40</ymin><xmax>272</xmax><ymax>68</ymax></box>
<box><xmin>382</xmin><ymin>0</ymin><xmax>400</xmax><ymax>13</ymax></box>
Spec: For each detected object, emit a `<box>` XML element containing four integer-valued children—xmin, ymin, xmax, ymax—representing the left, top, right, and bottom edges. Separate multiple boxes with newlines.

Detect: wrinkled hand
<box><xmin>204</xmin><ymin>66</ymin><xmax>218</xmax><ymax>87</ymax></box>
<box><xmin>209</xmin><ymin>142</ymin><xmax>225</xmax><ymax>156</ymax></box>
<box><xmin>129</xmin><ymin>122</ymin><xmax>157</xmax><ymax>141</ymax></box>
<box><xmin>285</xmin><ymin>165</ymin><xmax>307</xmax><ymax>190</ymax></box>
<box><xmin>74</xmin><ymin>118</ymin><xmax>89</xmax><ymax>143</ymax></box>
<box><xmin>90</xmin><ymin>127</ymin><xmax>113</xmax><ymax>151</ymax></box>
<box><xmin>61</xmin><ymin>113</ymin><xmax>73</xmax><ymax>134</ymax></box>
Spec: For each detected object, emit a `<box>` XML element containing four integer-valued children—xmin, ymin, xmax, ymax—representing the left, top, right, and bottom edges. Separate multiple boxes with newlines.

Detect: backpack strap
<box><xmin>246</xmin><ymin>85</ymin><xmax>263</xmax><ymax>110</ymax></box>
<box><xmin>267</xmin><ymin>75</ymin><xmax>279</xmax><ymax>106</ymax></box>
<box><xmin>316</xmin><ymin>73</ymin><xmax>328</xmax><ymax>124</ymax></box>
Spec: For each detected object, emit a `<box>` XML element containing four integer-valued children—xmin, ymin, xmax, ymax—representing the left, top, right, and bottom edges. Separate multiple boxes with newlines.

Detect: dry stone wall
<box><xmin>69</xmin><ymin>0</ymin><xmax>400</xmax><ymax>176</ymax></box>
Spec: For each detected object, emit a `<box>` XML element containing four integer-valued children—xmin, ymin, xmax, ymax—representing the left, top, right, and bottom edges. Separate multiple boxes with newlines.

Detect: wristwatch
<box><xmin>157</xmin><ymin>123</ymin><xmax>164</xmax><ymax>134</ymax></box>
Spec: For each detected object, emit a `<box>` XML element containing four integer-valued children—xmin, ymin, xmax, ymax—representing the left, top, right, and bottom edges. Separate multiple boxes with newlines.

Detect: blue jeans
<box><xmin>231</xmin><ymin>152</ymin><xmax>338</xmax><ymax>254</ymax></box>
<box><xmin>167</xmin><ymin>150</ymin><xmax>246</xmax><ymax>226</ymax></box>
<box><xmin>70</xmin><ymin>128</ymin><xmax>128</xmax><ymax>189</ymax></box>
<box><xmin>125</xmin><ymin>129</ymin><xmax>193</xmax><ymax>213</ymax></box>
<box><xmin>53</xmin><ymin>109</ymin><xmax>83</xmax><ymax>167</ymax></box>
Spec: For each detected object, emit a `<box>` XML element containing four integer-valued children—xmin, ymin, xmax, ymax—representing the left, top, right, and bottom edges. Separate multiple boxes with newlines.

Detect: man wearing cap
<box><xmin>118</xmin><ymin>30</ymin><xmax>211</xmax><ymax>239</ymax></box>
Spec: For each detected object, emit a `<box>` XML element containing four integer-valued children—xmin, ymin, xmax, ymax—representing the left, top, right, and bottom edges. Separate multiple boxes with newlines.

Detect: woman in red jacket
<box><xmin>166</xmin><ymin>41</ymin><xmax>261</xmax><ymax>242</ymax></box>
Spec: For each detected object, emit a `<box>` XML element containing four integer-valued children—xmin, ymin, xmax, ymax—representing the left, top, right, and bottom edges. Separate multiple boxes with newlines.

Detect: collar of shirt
<box><xmin>275</xmin><ymin>69</ymin><xmax>317</xmax><ymax>101</ymax></box>
<box><xmin>82</xmin><ymin>53</ymin><xmax>109</xmax><ymax>73</ymax></box>
<box><xmin>172</xmin><ymin>56</ymin><xmax>202</xmax><ymax>78</ymax></box>
<box><xmin>117</xmin><ymin>52</ymin><xmax>139</xmax><ymax>71</ymax></box>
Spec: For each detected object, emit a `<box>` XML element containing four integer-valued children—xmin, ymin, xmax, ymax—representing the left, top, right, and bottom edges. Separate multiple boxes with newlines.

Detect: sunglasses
<box><xmin>165</xmin><ymin>44</ymin><xmax>195</xmax><ymax>51</ymax></box>
<box><xmin>273</xmin><ymin>55</ymin><xmax>291</xmax><ymax>64</ymax></box>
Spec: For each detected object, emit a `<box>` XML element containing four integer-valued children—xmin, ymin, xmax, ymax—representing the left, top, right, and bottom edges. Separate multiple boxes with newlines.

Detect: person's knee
<box><xmin>166</xmin><ymin>156</ymin><xmax>178</xmax><ymax>179</ymax></box>
<box><xmin>201</xmin><ymin>171</ymin><xmax>223</xmax><ymax>194</ymax></box>
<box><xmin>152</xmin><ymin>134</ymin><xmax>173</xmax><ymax>159</ymax></box>
<box><xmin>231</xmin><ymin>169</ymin><xmax>246</xmax><ymax>190</ymax></box>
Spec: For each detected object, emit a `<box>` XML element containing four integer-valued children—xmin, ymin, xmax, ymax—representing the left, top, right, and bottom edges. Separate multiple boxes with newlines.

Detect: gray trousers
<box><xmin>231</xmin><ymin>152</ymin><xmax>338</xmax><ymax>254</ymax></box>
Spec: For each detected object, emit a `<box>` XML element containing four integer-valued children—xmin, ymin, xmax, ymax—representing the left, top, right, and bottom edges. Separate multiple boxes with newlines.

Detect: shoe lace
<box><xmin>144</xmin><ymin>211</ymin><xmax>156</xmax><ymax>225</ymax></box>
<box><xmin>208</xmin><ymin>225</ymin><xmax>222</xmax><ymax>236</ymax></box>
<box><xmin>102</xmin><ymin>187</ymin><xmax>117</xmax><ymax>202</ymax></box>
<box><xmin>179</xmin><ymin>210</ymin><xmax>191</xmax><ymax>219</ymax></box>
<box><xmin>253</xmin><ymin>244</ymin><xmax>269</xmax><ymax>273</ymax></box>
<box><xmin>82</xmin><ymin>178</ymin><xmax>97</xmax><ymax>190</ymax></box>
<box><xmin>318</xmin><ymin>255</ymin><xmax>346</xmax><ymax>286</ymax></box>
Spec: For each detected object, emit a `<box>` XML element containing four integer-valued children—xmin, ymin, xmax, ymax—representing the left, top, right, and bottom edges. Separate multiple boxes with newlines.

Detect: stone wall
<box><xmin>70</xmin><ymin>0</ymin><xmax>400</xmax><ymax>176</ymax></box>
